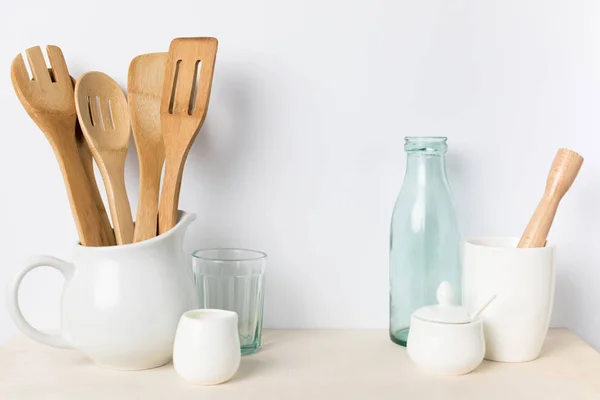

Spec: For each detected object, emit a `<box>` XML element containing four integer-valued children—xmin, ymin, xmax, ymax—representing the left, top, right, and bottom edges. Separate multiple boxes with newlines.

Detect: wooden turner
<box><xmin>10</xmin><ymin>46</ymin><xmax>115</xmax><ymax>246</ymax></box>
<box><xmin>128</xmin><ymin>53</ymin><xmax>168</xmax><ymax>242</ymax></box>
<box><xmin>517</xmin><ymin>148</ymin><xmax>584</xmax><ymax>248</ymax></box>
<box><xmin>158</xmin><ymin>37</ymin><xmax>218</xmax><ymax>234</ymax></box>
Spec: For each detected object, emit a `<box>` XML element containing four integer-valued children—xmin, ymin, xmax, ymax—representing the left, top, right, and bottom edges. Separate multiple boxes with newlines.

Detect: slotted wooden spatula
<box><xmin>128</xmin><ymin>53</ymin><xmax>168</xmax><ymax>242</ymax></box>
<box><xmin>158</xmin><ymin>37</ymin><xmax>218</xmax><ymax>234</ymax></box>
<box><xmin>11</xmin><ymin>46</ymin><xmax>115</xmax><ymax>246</ymax></box>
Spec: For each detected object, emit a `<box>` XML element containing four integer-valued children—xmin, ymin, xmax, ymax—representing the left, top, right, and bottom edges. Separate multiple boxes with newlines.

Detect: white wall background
<box><xmin>1</xmin><ymin>1</ymin><xmax>599</xmax><ymax>349</ymax></box>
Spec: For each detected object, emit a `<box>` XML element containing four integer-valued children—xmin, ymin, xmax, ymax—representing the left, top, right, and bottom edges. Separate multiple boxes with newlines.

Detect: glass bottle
<box><xmin>389</xmin><ymin>136</ymin><xmax>461</xmax><ymax>346</ymax></box>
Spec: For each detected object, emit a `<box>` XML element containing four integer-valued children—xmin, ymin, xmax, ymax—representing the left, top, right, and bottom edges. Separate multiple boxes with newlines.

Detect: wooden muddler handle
<box><xmin>517</xmin><ymin>148</ymin><xmax>583</xmax><ymax>248</ymax></box>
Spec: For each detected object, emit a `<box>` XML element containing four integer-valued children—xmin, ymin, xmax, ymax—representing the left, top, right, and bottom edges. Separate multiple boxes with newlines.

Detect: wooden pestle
<box><xmin>517</xmin><ymin>148</ymin><xmax>583</xmax><ymax>248</ymax></box>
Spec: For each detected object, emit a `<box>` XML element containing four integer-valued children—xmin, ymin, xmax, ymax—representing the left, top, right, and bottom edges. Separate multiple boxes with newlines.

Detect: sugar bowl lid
<box><xmin>412</xmin><ymin>281</ymin><xmax>472</xmax><ymax>324</ymax></box>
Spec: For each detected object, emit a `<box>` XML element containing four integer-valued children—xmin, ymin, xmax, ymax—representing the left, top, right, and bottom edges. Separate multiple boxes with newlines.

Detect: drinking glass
<box><xmin>192</xmin><ymin>248</ymin><xmax>267</xmax><ymax>355</ymax></box>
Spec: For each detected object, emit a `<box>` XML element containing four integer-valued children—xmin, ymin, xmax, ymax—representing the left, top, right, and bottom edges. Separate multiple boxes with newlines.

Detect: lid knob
<box><xmin>412</xmin><ymin>281</ymin><xmax>471</xmax><ymax>324</ymax></box>
<box><xmin>436</xmin><ymin>281</ymin><xmax>454</xmax><ymax>306</ymax></box>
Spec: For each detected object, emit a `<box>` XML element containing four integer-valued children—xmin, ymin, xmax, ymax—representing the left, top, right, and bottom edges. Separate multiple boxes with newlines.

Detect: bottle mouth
<box><xmin>404</xmin><ymin>136</ymin><xmax>448</xmax><ymax>154</ymax></box>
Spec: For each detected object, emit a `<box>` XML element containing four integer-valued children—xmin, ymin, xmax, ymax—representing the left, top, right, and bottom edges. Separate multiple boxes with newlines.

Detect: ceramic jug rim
<box><xmin>465</xmin><ymin>236</ymin><xmax>556</xmax><ymax>250</ymax></box>
<box><xmin>75</xmin><ymin>210</ymin><xmax>196</xmax><ymax>252</ymax></box>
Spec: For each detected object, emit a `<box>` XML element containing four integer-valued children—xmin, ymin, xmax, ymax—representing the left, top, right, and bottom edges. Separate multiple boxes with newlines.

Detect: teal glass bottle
<box><xmin>389</xmin><ymin>137</ymin><xmax>461</xmax><ymax>346</ymax></box>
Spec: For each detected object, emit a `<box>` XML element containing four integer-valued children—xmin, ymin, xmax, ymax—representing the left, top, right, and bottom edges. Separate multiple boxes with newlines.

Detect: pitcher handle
<box><xmin>6</xmin><ymin>256</ymin><xmax>74</xmax><ymax>348</ymax></box>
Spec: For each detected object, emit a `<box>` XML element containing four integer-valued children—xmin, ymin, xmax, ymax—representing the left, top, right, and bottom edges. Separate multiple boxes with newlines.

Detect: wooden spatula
<box><xmin>75</xmin><ymin>72</ymin><xmax>135</xmax><ymax>245</ymax></box>
<box><xmin>158</xmin><ymin>37</ymin><xmax>218</xmax><ymax>234</ymax></box>
<box><xmin>10</xmin><ymin>46</ymin><xmax>115</xmax><ymax>246</ymax></box>
<box><xmin>517</xmin><ymin>148</ymin><xmax>583</xmax><ymax>248</ymax></box>
<box><xmin>128</xmin><ymin>53</ymin><xmax>168</xmax><ymax>242</ymax></box>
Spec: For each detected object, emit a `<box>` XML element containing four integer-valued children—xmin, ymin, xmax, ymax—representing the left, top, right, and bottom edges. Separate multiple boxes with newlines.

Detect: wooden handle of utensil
<box><xmin>75</xmin><ymin>122</ymin><xmax>115</xmax><ymax>246</ymax></box>
<box><xmin>134</xmin><ymin>160</ymin><xmax>163</xmax><ymax>242</ymax></box>
<box><xmin>517</xmin><ymin>148</ymin><xmax>583</xmax><ymax>248</ymax></box>
<box><xmin>100</xmin><ymin>156</ymin><xmax>134</xmax><ymax>245</ymax></box>
<box><xmin>54</xmin><ymin>138</ymin><xmax>117</xmax><ymax>247</ymax></box>
<box><xmin>158</xmin><ymin>153</ymin><xmax>186</xmax><ymax>235</ymax></box>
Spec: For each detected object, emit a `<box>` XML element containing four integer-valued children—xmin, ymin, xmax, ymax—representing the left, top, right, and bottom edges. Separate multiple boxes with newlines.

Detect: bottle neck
<box><xmin>403</xmin><ymin>153</ymin><xmax>449</xmax><ymax>186</ymax></box>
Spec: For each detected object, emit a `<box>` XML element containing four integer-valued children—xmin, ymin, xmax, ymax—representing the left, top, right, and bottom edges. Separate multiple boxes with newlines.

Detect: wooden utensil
<box><xmin>128</xmin><ymin>53</ymin><xmax>168</xmax><ymax>242</ymax></box>
<box><xmin>10</xmin><ymin>46</ymin><xmax>115</xmax><ymax>246</ymax></box>
<box><xmin>75</xmin><ymin>72</ymin><xmax>134</xmax><ymax>245</ymax></box>
<box><xmin>70</xmin><ymin>76</ymin><xmax>115</xmax><ymax>243</ymax></box>
<box><xmin>75</xmin><ymin>116</ymin><xmax>116</xmax><ymax>240</ymax></box>
<box><xmin>517</xmin><ymin>148</ymin><xmax>583</xmax><ymax>248</ymax></box>
<box><xmin>158</xmin><ymin>37</ymin><xmax>218</xmax><ymax>234</ymax></box>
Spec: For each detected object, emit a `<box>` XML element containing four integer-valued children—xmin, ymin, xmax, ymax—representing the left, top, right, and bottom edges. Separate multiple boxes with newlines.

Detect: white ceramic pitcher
<box><xmin>6</xmin><ymin>211</ymin><xmax>197</xmax><ymax>370</ymax></box>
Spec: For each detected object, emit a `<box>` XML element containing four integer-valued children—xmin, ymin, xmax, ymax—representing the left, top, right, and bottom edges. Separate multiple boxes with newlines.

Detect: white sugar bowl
<box><xmin>407</xmin><ymin>281</ymin><xmax>488</xmax><ymax>375</ymax></box>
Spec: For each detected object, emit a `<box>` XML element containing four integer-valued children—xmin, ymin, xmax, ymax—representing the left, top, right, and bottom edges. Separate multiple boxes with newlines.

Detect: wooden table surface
<box><xmin>1</xmin><ymin>329</ymin><xmax>599</xmax><ymax>399</ymax></box>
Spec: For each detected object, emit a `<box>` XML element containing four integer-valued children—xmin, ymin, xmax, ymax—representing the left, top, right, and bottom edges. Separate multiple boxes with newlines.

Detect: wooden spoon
<box><xmin>10</xmin><ymin>46</ymin><xmax>115</xmax><ymax>246</ymax></box>
<box><xmin>158</xmin><ymin>37</ymin><xmax>218</xmax><ymax>234</ymax></box>
<box><xmin>517</xmin><ymin>148</ymin><xmax>583</xmax><ymax>248</ymax></box>
<box><xmin>70</xmin><ymin>76</ymin><xmax>115</xmax><ymax>243</ymax></box>
<box><xmin>75</xmin><ymin>116</ymin><xmax>116</xmax><ymax>241</ymax></box>
<box><xmin>75</xmin><ymin>72</ymin><xmax>134</xmax><ymax>245</ymax></box>
<box><xmin>128</xmin><ymin>53</ymin><xmax>168</xmax><ymax>242</ymax></box>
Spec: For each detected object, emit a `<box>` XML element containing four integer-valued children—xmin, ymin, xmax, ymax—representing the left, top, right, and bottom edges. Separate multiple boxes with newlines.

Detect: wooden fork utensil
<box><xmin>11</xmin><ymin>46</ymin><xmax>115</xmax><ymax>246</ymax></box>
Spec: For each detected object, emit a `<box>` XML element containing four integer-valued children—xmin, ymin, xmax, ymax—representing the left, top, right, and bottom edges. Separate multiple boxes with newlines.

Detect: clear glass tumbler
<box><xmin>192</xmin><ymin>248</ymin><xmax>267</xmax><ymax>355</ymax></box>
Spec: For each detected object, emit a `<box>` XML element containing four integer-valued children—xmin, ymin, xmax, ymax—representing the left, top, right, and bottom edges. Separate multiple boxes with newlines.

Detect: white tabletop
<box><xmin>1</xmin><ymin>329</ymin><xmax>599</xmax><ymax>399</ymax></box>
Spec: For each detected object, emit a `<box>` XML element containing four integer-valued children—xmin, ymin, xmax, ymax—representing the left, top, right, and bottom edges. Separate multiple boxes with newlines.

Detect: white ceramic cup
<box><xmin>173</xmin><ymin>309</ymin><xmax>241</xmax><ymax>385</ymax></box>
<box><xmin>462</xmin><ymin>237</ymin><xmax>555</xmax><ymax>362</ymax></box>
